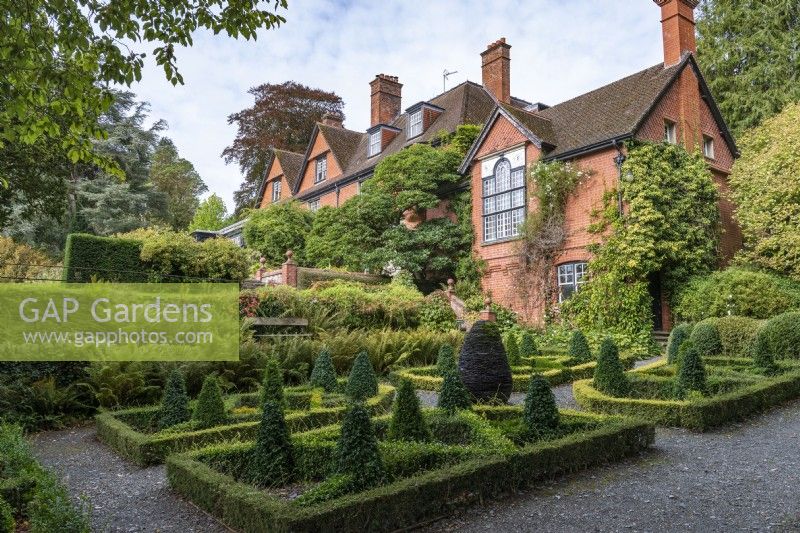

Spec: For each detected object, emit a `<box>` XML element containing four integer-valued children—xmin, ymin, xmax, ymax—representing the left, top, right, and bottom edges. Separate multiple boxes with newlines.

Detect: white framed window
<box><xmin>368</xmin><ymin>131</ymin><xmax>381</xmax><ymax>157</ymax></box>
<box><xmin>703</xmin><ymin>135</ymin><xmax>715</xmax><ymax>159</ymax></box>
<box><xmin>557</xmin><ymin>262</ymin><xmax>588</xmax><ymax>302</ymax></box>
<box><xmin>308</xmin><ymin>198</ymin><xmax>321</xmax><ymax>212</ymax></box>
<box><xmin>315</xmin><ymin>157</ymin><xmax>327</xmax><ymax>183</ymax></box>
<box><xmin>664</xmin><ymin>120</ymin><xmax>677</xmax><ymax>144</ymax></box>
<box><xmin>271</xmin><ymin>180</ymin><xmax>281</xmax><ymax>202</ymax></box>
<box><xmin>408</xmin><ymin>110</ymin><xmax>423</xmax><ymax>138</ymax></box>
<box><xmin>482</xmin><ymin>158</ymin><xmax>526</xmax><ymax>242</ymax></box>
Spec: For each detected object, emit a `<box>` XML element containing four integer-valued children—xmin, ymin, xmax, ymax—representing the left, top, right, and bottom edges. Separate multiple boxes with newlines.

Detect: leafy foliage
<box><xmin>436</xmin><ymin>344</ymin><xmax>458</xmax><ymax>376</ymax></box>
<box><xmin>0</xmin><ymin>498</ymin><xmax>12</xmax><ymax>533</ymax></box>
<box><xmin>148</xmin><ymin>138</ymin><xmax>207</xmax><ymax>230</ymax></box>
<box><xmin>667</xmin><ymin>323</ymin><xmax>693</xmax><ymax>365</ymax></box>
<box><xmin>193</xmin><ymin>375</ymin><xmax>227</xmax><ymax>429</ymax></box>
<box><xmin>346</xmin><ymin>351</ymin><xmax>379</xmax><ymax>401</ymax></box>
<box><xmin>437</xmin><ymin>370</ymin><xmax>472</xmax><ymax>413</ymax></box>
<box><xmin>673</xmin><ymin>341</ymin><xmax>707</xmax><ymax>399</ymax></box>
<box><xmin>335</xmin><ymin>402</ymin><xmax>385</xmax><ymax>489</ymax></box>
<box><xmin>754</xmin><ymin>311</ymin><xmax>800</xmax><ymax>360</ymax></box>
<box><xmin>309</xmin><ymin>349</ymin><xmax>338</xmax><ymax>393</ymax></box>
<box><xmin>387</xmin><ymin>380</ymin><xmax>431</xmax><ymax>442</ymax></box>
<box><xmin>0</xmin><ymin>236</ymin><xmax>52</xmax><ymax>282</ymax></box>
<box><xmin>568</xmin><ymin>330</ymin><xmax>592</xmax><ymax>363</ymax></box>
<box><xmin>715</xmin><ymin>316</ymin><xmax>761</xmax><ymax>357</ymax></box>
<box><xmin>520</xmin><ymin>332</ymin><xmax>539</xmax><ymax>358</ymax></box>
<box><xmin>159</xmin><ymin>370</ymin><xmax>190</xmax><ymax>429</ymax></box>
<box><xmin>249</xmin><ymin>400</ymin><xmax>294</xmax><ymax>487</ymax></box>
<box><xmin>242</xmin><ymin>201</ymin><xmax>314</xmax><ymax>267</ymax></box>
<box><xmin>261</xmin><ymin>357</ymin><xmax>285</xmax><ymax>409</ymax></box>
<box><xmin>689</xmin><ymin>319</ymin><xmax>723</xmax><ymax>356</ymax></box>
<box><xmin>188</xmin><ymin>194</ymin><xmax>230</xmax><ymax>232</ymax></box>
<box><xmin>523</xmin><ymin>374</ymin><xmax>560</xmax><ymax>437</ymax></box>
<box><xmin>505</xmin><ymin>334</ymin><xmax>520</xmax><ymax>366</ymax></box>
<box><xmin>417</xmin><ymin>292</ymin><xmax>457</xmax><ymax>331</ymax></box>
<box><xmin>593</xmin><ymin>338</ymin><xmax>630</xmax><ymax>397</ymax></box>
<box><xmin>752</xmin><ymin>328</ymin><xmax>779</xmax><ymax>374</ymax></box>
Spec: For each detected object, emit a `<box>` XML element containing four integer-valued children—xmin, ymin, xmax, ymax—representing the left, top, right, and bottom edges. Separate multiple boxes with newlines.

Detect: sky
<box><xmin>130</xmin><ymin>0</ymin><xmax>665</xmax><ymax>212</ymax></box>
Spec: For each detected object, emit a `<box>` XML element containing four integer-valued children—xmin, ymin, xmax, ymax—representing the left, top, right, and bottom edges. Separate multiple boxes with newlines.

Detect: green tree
<box><xmin>189</xmin><ymin>194</ymin><xmax>229</xmax><ymax>232</ymax></box>
<box><xmin>149</xmin><ymin>138</ymin><xmax>207</xmax><ymax>230</ymax></box>
<box><xmin>346</xmin><ymin>350</ymin><xmax>378</xmax><ymax>401</ymax></box>
<box><xmin>673</xmin><ymin>341</ymin><xmax>707</xmax><ymax>399</ymax></box>
<box><xmin>667</xmin><ymin>323</ymin><xmax>693</xmax><ymax>364</ymax></box>
<box><xmin>520</xmin><ymin>332</ymin><xmax>539</xmax><ymax>358</ymax></box>
<box><xmin>192</xmin><ymin>375</ymin><xmax>227</xmax><ymax>429</ymax></box>
<box><xmin>387</xmin><ymin>380</ymin><xmax>430</xmax><ymax>442</ymax></box>
<box><xmin>697</xmin><ymin>0</ymin><xmax>800</xmax><ymax>136</ymax></box>
<box><xmin>505</xmin><ymin>334</ymin><xmax>520</xmax><ymax>366</ymax></box>
<box><xmin>159</xmin><ymin>369</ymin><xmax>190</xmax><ymax>429</ymax></box>
<box><xmin>250</xmin><ymin>399</ymin><xmax>294</xmax><ymax>487</ymax></box>
<box><xmin>335</xmin><ymin>402</ymin><xmax>385</xmax><ymax>489</ymax></box>
<box><xmin>436</xmin><ymin>344</ymin><xmax>458</xmax><ymax>376</ymax></box>
<box><xmin>261</xmin><ymin>357</ymin><xmax>285</xmax><ymax>409</ymax></box>
<box><xmin>309</xmin><ymin>348</ymin><xmax>338</xmax><ymax>393</ymax></box>
<box><xmin>242</xmin><ymin>201</ymin><xmax>314</xmax><ymax>267</ymax></box>
<box><xmin>593</xmin><ymin>338</ymin><xmax>630</xmax><ymax>397</ymax></box>
<box><xmin>437</xmin><ymin>370</ymin><xmax>472</xmax><ymax>413</ymax></box>
<box><xmin>568</xmin><ymin>330</ymin><xmax>592</xmax><ymax>363</ymax></box>
<box><xmin>523</xmin><ymin>374</ymin><xmax>560</xmax><ymax>437</ymax></box>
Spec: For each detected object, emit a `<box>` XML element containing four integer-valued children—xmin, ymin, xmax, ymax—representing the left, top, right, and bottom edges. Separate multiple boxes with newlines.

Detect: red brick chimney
<box><xmin>321</xmin><ymin>111</ymin><xmax>343</xmax><ymax>128</ymax></box>
<box><xmin>370</xmin><ymin>74</ymin><xmax>402</xmax><ymax>127</ymax></box>
<box><xmin>654</xmin><ymin>0</ymin><xmax>699</xmax><ymax>67</ymax></box>
<box><xmin>481</xmin><ymin>38</ymin><xmax>511</xmax><ymax>104</ymax></box>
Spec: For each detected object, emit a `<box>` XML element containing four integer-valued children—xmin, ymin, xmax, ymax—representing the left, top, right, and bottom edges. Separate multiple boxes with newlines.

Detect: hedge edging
<box><xmin>166</xmin><ymin>410</ymin><xmax>653</xmax><ymax>532</ymax></box>
<box><xmin>96</xmin><ymin>385</ymin><xmax>395</xmax><ymax>466</ymax></box>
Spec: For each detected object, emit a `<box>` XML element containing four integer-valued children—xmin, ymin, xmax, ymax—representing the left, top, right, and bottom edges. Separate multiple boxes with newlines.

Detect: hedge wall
<box><xmin>63</xmin><ymin>233</ymin><xmax>147</xmax><ymax>282</ymax></box>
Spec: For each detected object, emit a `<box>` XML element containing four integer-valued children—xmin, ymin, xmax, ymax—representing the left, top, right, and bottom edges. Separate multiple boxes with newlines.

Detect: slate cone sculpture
<box><xmin>458</xmin><ymin>312</ymin><xmax>513</xmax><ymax>403</ymax></box>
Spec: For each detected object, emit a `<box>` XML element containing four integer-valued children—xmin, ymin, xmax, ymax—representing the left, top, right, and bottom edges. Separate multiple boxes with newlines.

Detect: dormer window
<box><xmin>404</xmin><ymin>102</ymin><xmax>443</xmax><ymax>140</ymax></box>
<box><xmin>368</xmin><ymin>130</ymin><xmax>381</xmax><ymax>157</ymax></box>
<box><xmin>408</xmin><ymin>109</ymin><xmax>423</xmax><ymax>138</ymax></box>
<box><xmin>271</xmin><ymin>180</ymin><xmax>281</xmax><ymax>202</ymax></box>
<box><xmin>664</xmin><ymin>119</ymin><xmax>677</xmax><ymax>144</ymax></box>
<box><xmin>314</xmin><ymin>156</ymin><xmax>327</xmax><ymax>183</ymax></box>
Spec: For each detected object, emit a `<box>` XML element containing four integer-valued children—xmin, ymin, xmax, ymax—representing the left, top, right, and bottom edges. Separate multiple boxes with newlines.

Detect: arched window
<box><xmin>482</xmin><ymin>157</ymin><xmax>525</xmax><ymax>242</ymax></box>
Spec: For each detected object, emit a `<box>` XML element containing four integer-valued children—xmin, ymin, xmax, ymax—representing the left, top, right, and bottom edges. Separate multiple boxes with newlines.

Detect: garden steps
<box><xmin>652</xmin><ymin>330</ymin><xmax>670</xmax><ymax>348</ymax></box>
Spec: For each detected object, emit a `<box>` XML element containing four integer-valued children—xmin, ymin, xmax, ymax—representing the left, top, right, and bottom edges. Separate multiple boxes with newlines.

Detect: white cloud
<box><xmin>130</xmin><ymin>0</ymin><xmax>664</xmax><ymax>211</ymax></box>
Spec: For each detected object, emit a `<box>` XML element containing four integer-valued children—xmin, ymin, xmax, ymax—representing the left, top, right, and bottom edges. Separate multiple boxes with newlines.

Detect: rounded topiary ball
<box><xmin>689</xmin><ymin>319</ymin><xmax>722</xmax><ymax>356</ymax></box>
<box><xmin>458</xmin><ymin>320</ymin><xmax>513</xmax><ymax>403</ymax></box>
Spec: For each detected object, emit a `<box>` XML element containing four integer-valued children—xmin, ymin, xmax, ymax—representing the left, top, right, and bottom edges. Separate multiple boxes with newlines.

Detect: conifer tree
<box><xmin>505</xmin><ymin>334</ymin><xmax>521</xmax><ymax>366</ymax></box>
<box><xmin>667</xmin><ymin>323</ymin><xmax>693</xmax><ymax>365</ymax></box>
<box><xmin>437</xmin><ymin>369</ymin><xmax>472</xmax><ymax>413</ymax></box>
<box><xmin>436</xmin><ymin>344</ymin><xmax>457</xmax><ymax>376</ymax></box>
<box><xmin>250</xmin><ymin>399</ymin><xmax>294</xmax><ymax>486</ymax></box>
<box><xmin>674</xmin><ymin>341</ymin><xmax>707</xmax><ymax>399</ymax></box>
<box><xmin>159</xmin><ymin>369</ymin><xmax>190</xmax><ymax>429</ymax></box>
<box><xmin>388</xmin><ymin>380</ymin><xmax>430</xmax><ymax>442</ymax></box>
<box><xmin>568</xmin><ymin>330</ymin><xmax>592</xmax><ymax>363</ymax></box>
<box><xmin>346</xmin><ymin>350</ymin><xmax>378</xmax><ymax>401</ymax></box>
<box><xmin>523</xmin><ymin>374</ymin><xmax>560</xmax><ymax>437</ymax></box>
<box><xmin>593</xmin><ymin>337</ymin><xmax>630</xmax><ymax>397</ymax></box>
<box><xmin>261</xmin><ymin>357</ymin><xmax>285</xmax><ymax>409</ymax></box>
<box><xmin>193</xmin><ymin>374</ymin><xmax>227</xmax><ymax>429</ymax></box>
<box><xmin>520</xmin><ymin>332</ymin><xmax>539</xmax><ymax>358</ymax></box>
<box><xmin>335</xmin><ymin>402</ymin><xmax>385</xmax><ymax>489</ymax></box>
<box><xmin>310</xmin><ymin>348</ymin><xmax>338</xmax><ymax>392</ymax></box>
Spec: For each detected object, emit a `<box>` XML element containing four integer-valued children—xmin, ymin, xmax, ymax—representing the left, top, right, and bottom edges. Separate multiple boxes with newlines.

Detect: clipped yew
<box><xmin>568</xmin><ymin>330</ymin><xmax>592</xmax><ymax>363</ymax></box>
<box><xmin>674</xmin><ymin>341</ymin><xmax>707</xmax><ymax>399</ymax></box>
<box><xmin>458</xmin><ymin>320</ymin><xmax>513</xmax><ymax>403</ymax></box>
<box><xmin>689</xmin><ymin>319</ymin><xmax>722</xmax><ymax>356</ymax></box>
<box><xmin>335</xmin><ymin>402</ymin><xmax>385</xmax><ymax>489</ymax></box>
<box><xmin>593</xmin><ymin>337</ymin><xmax>630</xmax><ymax>397</ymax></box>
<box><xmin>159</xmin><ymin>369</ymin><xmax>190</xmax><ymax>429</ymax></box>
<box><xmin>505</xmin><ymin>334</ymin><xmax>521</xmax><ymax>365</ymax></box>
<box><xmin>752</xmin><ymin>328</ymin><xmax>779</xmax><ymax>374</ymax></box>
<box><xmin>193</xmin><ymin>374</ymin><xmax>226</xmax><ymax>429</ymax></box>
<box><xmin>310</xmin><ymin>348</ymin><xmax>338</xmax><ymax>392</ymax></box>
<box><xmin>436</xmin><ymin>344</ymin><xmax>457</xmax><ymax>376</ymax></box>
<box><xmin>346</xmin><ymin>350</ymin><xmax>378</xmax><ymax>400</ymax></box>
<box><xmin>520</xmin><ymin>332</ymin><xmax>539</xmax><ymax>358</ymax></box>
<box><xmin>388</xmin><ymin>380</ymin><xmax>430</xmax><ymax>442</ymax></box>
<box><xmin>523</xmin><ymin>374</ymin><xmax>560</xmax><ymax>437</ymax></box>
<box><xmin>261</xmin><ymin>357</ymin><xmax>285</xmax><ymax>408</ymax></box>
<box><xmin>438</xmin><ymin>369</ymin><xmax>472</xmax><ymax>413</ymax></box>
<box><xmin>667</xmin><ymin>323</ymin><xmax>693</xmax><ymax>364</ymax></box>
<box><xmin>250</xmin><ymin>399</ymin><xmax>294</xmax><ymax>487</ymax></box>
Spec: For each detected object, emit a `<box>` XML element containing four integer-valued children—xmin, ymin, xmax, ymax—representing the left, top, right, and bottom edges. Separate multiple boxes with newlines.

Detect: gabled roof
<box><xmin>293</xmin><ymin>123</ymin><xmax>366</xmax><ymax>195</ymax></box>
<box><xmin>255</xmin><ymin>149</ymin><xmax>304</xmax><ymax>206</ymax></box>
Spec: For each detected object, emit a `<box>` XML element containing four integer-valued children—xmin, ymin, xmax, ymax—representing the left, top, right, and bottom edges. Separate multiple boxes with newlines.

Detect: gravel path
<box><xmin>29</xmin><ymin>427</ymin><xmax>229</xmax><ymax>533</ymax></box>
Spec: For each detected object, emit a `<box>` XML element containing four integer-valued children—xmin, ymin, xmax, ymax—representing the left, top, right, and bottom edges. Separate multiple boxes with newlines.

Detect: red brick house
<box><xmin>256</xmin><ymin>0</ymin><xmax>741</xmax><ymax>330</ymax></box>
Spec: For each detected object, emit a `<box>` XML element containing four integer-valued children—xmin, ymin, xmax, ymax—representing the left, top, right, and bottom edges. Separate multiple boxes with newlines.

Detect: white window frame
<box><xmin>703</xmin><ymin>135</ymin><xmax>715</xmax><ymax>159</ymax></box>
<box><xmin>314</xmin><ymin>156</ymin><xmax>327</xmax><ymax>183</ymax></box>
<box><xmin>482</xmin><ymin>157</ymin><xmax>526</xmax><ymax>243</ymax></box>
<box><xmin>271</xmin><ymin>180</ymin><xmax>281</xmax><ymax>202</ymax></box>
<box><xmin>308</xmin><ymin>198</ymin><xmax>321</xmax><ymax>212</ymax></box>
<box><xmin>408</xmin><ymin>109</ymin><xmax>423</xmax><ymax>138</ymax></box>
<box><xmin>664</xmin><ymin>119</ymin><xmax>677</xmax><ymax>144</ymax></box>
<box><xmin>557</xmin><ymin>262</ymin><xmax>588</xmax><ymax>302</ymax></box>
<box><xmin>368</xmin><ymin>130</ymin><xmax>381</xmax><ymax>157</ymax></box>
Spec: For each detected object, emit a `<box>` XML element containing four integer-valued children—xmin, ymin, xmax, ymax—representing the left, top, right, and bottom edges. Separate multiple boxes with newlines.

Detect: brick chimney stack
<box><xmin>321</xmin><ymin>111</ymin><xmax>343</xmax><ymax>128</ymax></box>
<box><xmin>654</xmin><ymin>0</ymin><xmax>699</xmax><ymax>67</ymax></box>
<box><xmin>481</xmin><ymin>38</ymin><xmax>511</xmax><ymax>104</ymax></box>
<box><xmin>370</xmin><ymin>74</ymin><xmax>402</xmax><ymax>127</ymax></box>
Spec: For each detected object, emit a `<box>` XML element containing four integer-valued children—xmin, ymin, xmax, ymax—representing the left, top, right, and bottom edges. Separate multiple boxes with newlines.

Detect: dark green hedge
<box><xmin>63</xmin><ymin>233</ymin><xmax>147</xmax><ymax>282</ymax></box>
<box><xmin>166</xmin><ymin>411</ymin><xmax>653</xmax><ymax>532</ymax></box>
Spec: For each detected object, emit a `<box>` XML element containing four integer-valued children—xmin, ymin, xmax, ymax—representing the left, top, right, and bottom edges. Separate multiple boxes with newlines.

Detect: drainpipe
<box><xmin>613</xmin><ymin>141</ymin><xmax>627</xmax><ymax>219</ymax></box>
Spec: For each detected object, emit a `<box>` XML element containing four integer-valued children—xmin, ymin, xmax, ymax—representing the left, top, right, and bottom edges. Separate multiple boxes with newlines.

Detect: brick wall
<box><xmin>258</xmin><ymin>158</ymin><xmax>293</xmax><ymax>208</ymax></box>
<box><xmin>297</xmin><ymin>132</ymin><xmax>343</xmax><ymax>194</ymax></box>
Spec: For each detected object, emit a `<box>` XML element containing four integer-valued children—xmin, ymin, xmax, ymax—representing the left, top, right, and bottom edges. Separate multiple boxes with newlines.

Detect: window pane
<box><xmin>575</xmin><ymin>262</ymin><xmax>587</xmax><ymax>284</ymax></box>
<box><xmin>511</xmin><ymin>169</ymin><xmax>524</xmax><ymax>188</ymax></box>
<box><xmin>495</xmin><ymin>160</ymin><xmax>511</xmax><ymax>192</ymax></box>
<box><xmin>484</xmin><ymin>196</ymin><xmax>495</xmax><ymax>214</ymax></box>
<box><xmin>483</xmin><ymin>178</ymin><xmax>495</xmax><ymax>196</ymax></box>
<box><xmin>511</xmin><ymin>208</ymin><xmax>525</xmax><ymax>234</ymax></box>
<box><xmin>484</xmin><ymin>214</ymin><xmax>496</xmax><ymax>241</ymax></box>
<box><xmin>512</xmin><ymin>189</ymin><xmax>525</xmax><ymax>207</ymax></box>
<box><xmin>495</xmin><ymin>192</ymin><xmax>511</xmax><ymax>212</ymax></box>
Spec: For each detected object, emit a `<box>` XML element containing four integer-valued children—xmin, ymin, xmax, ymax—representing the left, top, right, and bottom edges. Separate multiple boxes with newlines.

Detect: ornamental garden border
<box><xmin>573</xmin><ymin>358</ymin><xmax>800</xmax><ymax>430</ymax></box>
<box><xmin>166</xmin><ymin>408</ymin><xmax>653</xmax><ymax>533</ymax></box>
<box><xmin>96</xmin><ymin>385</ymin><xmax>395</xmax><ymax>466</ymax></box>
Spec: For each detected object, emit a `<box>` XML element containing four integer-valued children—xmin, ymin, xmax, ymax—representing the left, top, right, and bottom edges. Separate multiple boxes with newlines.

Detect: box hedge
<box><xmin>63</xmin><ymin>233</ymin><xmax>147</xmax><ymax>282</ymax></box>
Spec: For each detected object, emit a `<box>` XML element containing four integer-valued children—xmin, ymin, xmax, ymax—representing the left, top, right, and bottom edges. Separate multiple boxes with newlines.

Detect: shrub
<box><xmin>673</xmin><ymin>342</ymin><xmax>707</xmax><ymax>399</ymax></box>
<box><xmin>27</xmin><ymin>473</ymin><xmax>91</xmax><ymax>533</ymax></box>
<box><xmin>436</xmin><ymin>345</ymin><xmax>457</xmax><ymax>376</ymax></box>
<box><xmin>192</xmin><ymin>237</ymin><xmax>250</xmax><ymax>281</ymax></box>
<box><xmin>752</xmin><ymin>311</ymin><xmax>800</xmax><ymax>360</ymax></box>
<box><xmin>243</xmin><ymin>201</ymin><xmax>314</xmax><ymax>267</ymax></box>
<box><xmin>387</xmin><ymin>380</ymin><xmax>430</xmax><ymax>442</ymax></box>
<box><xmin>752</xmin><ymin>328</ymin><xmax>779</xmax><ymax>374</ymax></box>
<box><xmin>249</xmin><ymin>400</ymin><xmax>294</xmax><ymax>487</ymax></box>
<box><xmin>309</xmin><ymin>349</ymin><xmax>338</xmax><ymax>392</ymax></box>
<box><xmin>192</xmin><ymin>375</ymin><xmax>226</xmax><ymax>429</ymax></box>
<box><xmin>689</xmin><ymin>319</ymin><xmax>722</xmax><ymax>356</ymax></box>
<box><xmin>346</xmin><ymin>351</ymin><xmax>379</xmax><ymax>401</ymax></box>
<box><xmin>523</xmin><ymin>375</ymin><xmax>559</xmax><ymax>437</ymax></box>
<box><xmin>418</xmin><ymin>292</ymin><xmax>457</xmax><ymax>331</ymax></box>
<box><xmin>335</xmin><ymin>402</ymin><xmax>385</xmax><ymax>489</ymax></box>
<box><xmin>715</xmin><ymin>316</ymin><xmax>761</xmax><ymax>357</ymax></box>
<box><xmin>261</xmin><ymin>357</ymin><xmax>285</xmax><ymax>408</ymax></box>
<box><xmin>520</xmin><ymin>332</ymin><xmax>539</xmax><ymax>358</ymax></box>
<box><xmin>0</xmin><ymin>236</ymin><xmax>53</xmax><ymax>283</ymax></box>
<box><xmin>593</xmin><ymin>338</ymin><xmax>630</xmax><ymax>397</ymax></box>
<box><xmin>667</xmin><ymin>323</ymin><xmax>693</xmax><ymax>364</ymax></box>
<box><xmin>568</xmin><ymin>330</ymin><xmax>592</xmax><ymax>363</ymax></box>
<box><xmin>505</xmin><ymin>334</ymin><xmax>520</xmax><ymax>366</ymax></box>
<box><xmin>63</xmin><ymin>233</ymin><xmax>146</xmax><ymax>282</ymax></box>
<box><xmin>438</xmin><ymin>370</ymin><xmax>472</xmax><ymax>413</ymax></box>
<box><xmin>458</xmin><ymin>320</ymin><xmax>513</xmax><ymax>403</ymax></box>
<box><xmin>0</xmin><ymin>498</ymin><xmax>13</xmax><ymax>533</ymax></box>
<box><xmin>159</xmin><ymin>370</ymin><xmax>190</xmax><ymax>429</ymax></box>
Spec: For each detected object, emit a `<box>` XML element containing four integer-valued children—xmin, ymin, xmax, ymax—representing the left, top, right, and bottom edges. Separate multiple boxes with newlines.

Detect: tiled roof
<box><xmin>317</xmin><ymin>123</ymin><xmax>365</xmax><ymax>171</ymax></box>
<box><xmin>498</xmin><ymin>103</ymin><xmax>557</xmax><ymax>147</ymax></box>
<box><xmin>273</xmin><ymin>149</ymin><xmax>304</xmax><ymax>189</ymax></box>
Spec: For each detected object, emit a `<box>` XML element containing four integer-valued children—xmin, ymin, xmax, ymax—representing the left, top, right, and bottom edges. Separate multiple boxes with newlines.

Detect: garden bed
<box><xmin>573</xmin><ymin>358</ymin><xmax>800</xmax><ymax>430</ymax></box>
<box><xmin>96</xmin><ymin>385</ymin><xmax>395</xmax><ymax>466</ymax></box>
<box><xmin>166</xmin><ymin>408</ymin><xmax>653</xmax><ymax>532</ymax></box>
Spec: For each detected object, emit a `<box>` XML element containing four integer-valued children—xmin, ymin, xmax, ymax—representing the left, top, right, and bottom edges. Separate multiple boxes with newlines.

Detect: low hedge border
<box><xmin>573</xmin><ymin>365</ymin><xmax>800</xmax><ymax>430</ymax></box>
<box><xmin>96</xmin><ymin>385</ymin><xmax>395</xmax><ymax>466</ymax></box>
<box><xmin>166</xmin><ymin>410</ymin><xmax>653</xmax><ymax>532</ymax></box>
<box><xmin>390</xmin><ymin>355</ymin><xmax>637</xmax><ymax>392</ymax></box>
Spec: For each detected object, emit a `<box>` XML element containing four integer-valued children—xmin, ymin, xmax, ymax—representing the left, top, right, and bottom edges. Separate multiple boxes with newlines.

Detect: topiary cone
<box><xmin>346</xmin><ymin>350</ymin><xmax>378</xmax><ymax>401</ymax></box>
<box><xmin>436</xmin><ymin>344</ymin><xmax>457</xmax><ymax>376</ymax></box>
<box><xmin>261</xmin><ymin>357</ymin><xmax>285</xmax><ymax>409</ymax></box>
<box><xmin>310</xmin><ymin>348</ymin><xmax>338</xmax><ymax>392</ymax></box>
<box><xmin>523</xmin><ymin>374</ymin><xmax>560</xmax><ymax>437</ymax></box>
<box><xmin>159</xmin><ymin>369</ymin><xmax>190</xmax><ymax>429</ymax></box>
<box><xmin>193</xmin><ymin>374</ymin><xmax>227</xmax><ymax>429</ymax></box>
<box><xmin>520</xmin><ymin>331</ymin><xmax>539</xmax><ymax>358</ymax></box>
<box><xmin>438</xmin><ymin>369</ymin><xmax>472</xmax><ymax>413</ymax></box>
<box><xmin>667</xmin><ymin>323</ymin><xmax>693</xmax><ymax>364</ymax></box>
<box><xmin>335</xmin><ymin>402</ymin><xmax>385</xmax><ymax>489</ymax></box>
<box><xmin>593</xmin><ymin>337</ymin><xmax>630</xmax><ymax>397</ymax></box>
<box><xmin>388</xmin><ymin>380</ymin><xmax>430</xmax><ymax>442</ymax></box>
<box><xmin>568</xmin><ymin>330</ymin><xmax>592</xmax><ymax>363</ymax></box>
<box><xmin>458</xmin><ymin>320</ymin><xmax>513</xmax><ymax>403</ymax></box>
<box><xmin>250</xmin><ymin>399</ymin><xmax>294</xmax><ymax>487</ymax></box>
<box><xmin>674</xmin><ymin>340</ymin><xmax>707</xmax><ymax>399</ymax></box>
<box><xmin>505</xmin><ymin>334</ymin><xmax>520</xmax><ymax>366</ymax></box>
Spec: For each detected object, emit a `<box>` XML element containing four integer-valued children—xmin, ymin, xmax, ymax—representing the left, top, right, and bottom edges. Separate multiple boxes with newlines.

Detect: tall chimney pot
<box><xmin>370</xmin><ymin>74</ymin><xmax>402</xmax><ymax>127</ymax></box>
<box><xmin>481</xmin><ymin>38</ymin><xmax>511</xmax><ymax>104</ymax></box>
<box><xmin>654</xmin><ymin>0</ymin><xmax>699</xmax><ymax>67</ymax></box>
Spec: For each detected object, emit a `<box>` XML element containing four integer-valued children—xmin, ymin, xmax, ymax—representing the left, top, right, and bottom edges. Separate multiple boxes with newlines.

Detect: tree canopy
<box><xmin>149</xmin><ymin>138</ymin><xmax>207</xmax><ymax>230</ymax></box>
<box><xmin>242</xmin><ymin>201</ymin><xmax>314</xmax><ymax>267</ymax></box>
<box><xmin>189</xmin><ymin>194</ymin><xmax>230</xmax><ymax>232</ymax></box>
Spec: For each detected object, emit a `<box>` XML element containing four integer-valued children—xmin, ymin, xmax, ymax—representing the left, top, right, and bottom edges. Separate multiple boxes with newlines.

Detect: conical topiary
<box><xmin>261</xmin><ymin>357</ymin><xmax>285</xmax><ymax>408</ymax></box>
<box><xmin>193</xmin><ymin>374</ymin><xmax>227</xmax><ymax>429</ymax></box>
<box><xmin>593</xmin><ymin>337</ymin><xmax>630</xmax><ymax>397</ymax></box>
<box><xmin>438</xmin><ymin>369</ymin><xmax>472</xmax><ymax>413</ymax></box>
<box><xmin>689</xmin><ymin>319</ymin><xmax>722</xmax><ymax>356</ymax></box>
<box><xmin>310</xmin><ymin>348</ymin><xmax>338</xmax><ymax>392</ymax></box>
<box><xmin>505</xmin><ymin>334</ymin><xmax>520</xmax><ymax>366</ymax></box>
<box><xmin>346</xmin><ymin>350</ymin><xmax>378</xmax><ymax>401</ymax></box>
<box><xmin>752</xmin><ymin>328</ymin><xmax>779</xmax><ymax>374</ymax></box>
<box><xmin>458</xmin><ymin>320</ymin><xmax>513</xmax><ymax>403</ymax></box>
<box><xmin>520</xmin><ymin>332</ymin><xmax>539</xmax><ymax>358</ymax></box>
<box><xmin>388</xmin><ymin>380</ymin><xmax>430</xmax><ymax>442</ymax></box>
<box><xmin>159</xmin><ymin>369</ymin><xmax>190</xmax><ymax>429</ymax></box>
<box><xmin>436</xmin><ymin>344</ymin><xmax>457</xmax><ymax>376</ymax></box>
<box><xmin>568</xmin><ymin>330</ymin><xmax>592</xmax><ymax>363</ymax></box>
<box><xmin>523</xmin><ymin>374</ymin><xmax>560</xmax><ymax>437</ymax></box>
<box><xmin>250</xmin><ymin>399</ymin><xmax>294</xmax><ymax>486</ymax></box>
<box><xmin>667</xmin><ymin>323</ymin><xmax>693</xmax><ymax>364</ymax></box>
<box><xmin>335</xmin><ymin>402</ymin><xmax>385</xmax><ymax>489</ymax></box>
<box><xmin>674</xmin><ymin>341</ymin><xmax>707</xmax><ymax>399</ymax></box>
